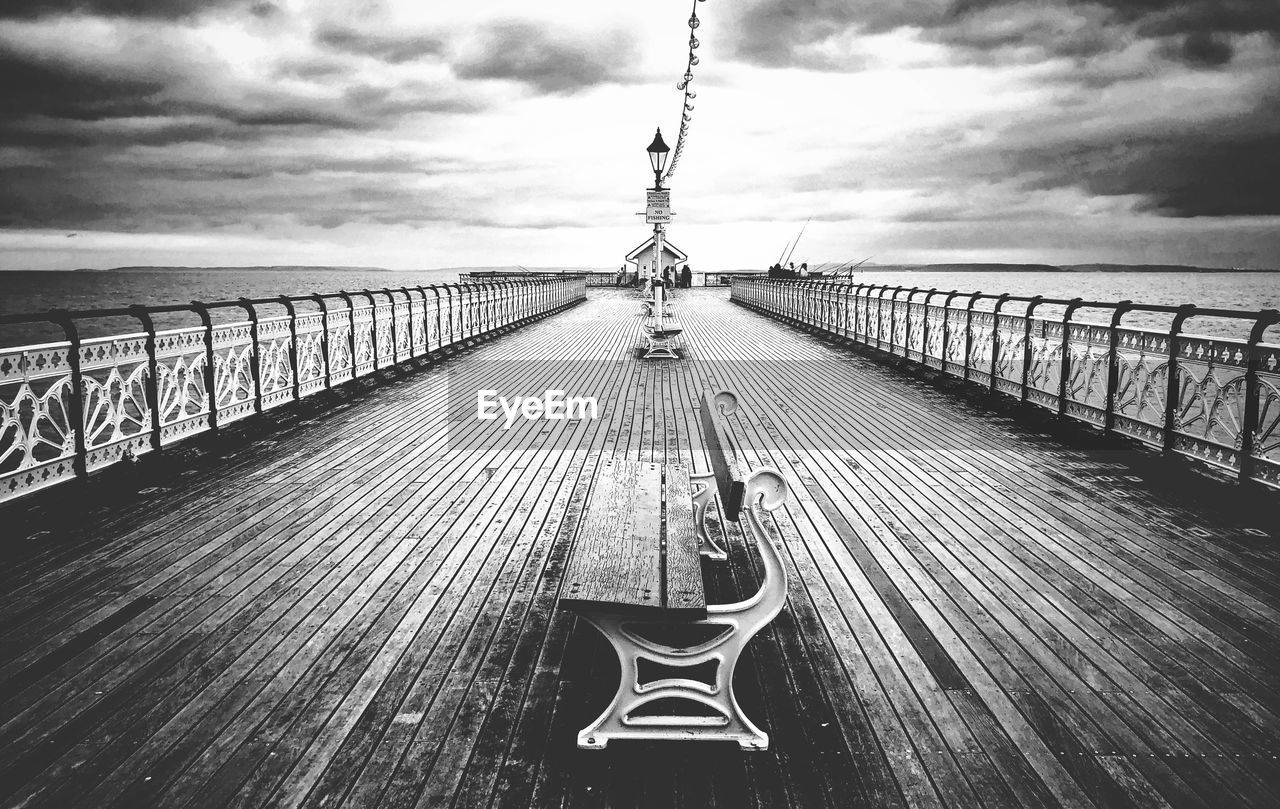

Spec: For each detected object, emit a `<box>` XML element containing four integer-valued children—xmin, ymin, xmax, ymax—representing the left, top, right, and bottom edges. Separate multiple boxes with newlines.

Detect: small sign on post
<box><xmin>646</xmin><ymin>191</ymin><xmax>671</xmax><ymax>224</ymax></box>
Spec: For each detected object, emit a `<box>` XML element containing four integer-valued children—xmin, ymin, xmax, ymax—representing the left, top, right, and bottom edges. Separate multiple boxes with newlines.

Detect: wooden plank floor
<box><xmin>2</xmin><ymin>288</ymin><xmax>1279</xmax><ymax>809</ymax></box>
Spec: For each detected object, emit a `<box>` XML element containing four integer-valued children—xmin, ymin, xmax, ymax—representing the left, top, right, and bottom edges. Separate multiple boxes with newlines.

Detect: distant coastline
<box><xmin>63</xmin><ymin>262</ymin><xmax>1280</xmax><ymax>274</ymax></box>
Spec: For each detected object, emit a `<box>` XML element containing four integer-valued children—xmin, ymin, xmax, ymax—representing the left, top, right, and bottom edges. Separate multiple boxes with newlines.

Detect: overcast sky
<box><xmin>1</xmin><ymin>0</ymin><xmax>1278</xmax><ymax>270</ymax></box>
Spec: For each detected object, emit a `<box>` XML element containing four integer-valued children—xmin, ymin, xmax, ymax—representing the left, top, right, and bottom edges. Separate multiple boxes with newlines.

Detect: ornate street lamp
<box><xmin>645</xmin><ymin>128</ymin><xmax>671</xmax><ymax>287</ymax></box>
<box><xmin>647</xmin><ymin>128</ymin><xmax>670</xmax><ymax>189</ymax></box>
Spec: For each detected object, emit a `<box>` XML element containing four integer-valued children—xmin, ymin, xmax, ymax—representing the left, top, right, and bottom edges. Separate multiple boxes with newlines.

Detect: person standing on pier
<box><xmin>680</xmin><ymin>264</ymin><xmax>692</xmax><ymax>288</ymax></box>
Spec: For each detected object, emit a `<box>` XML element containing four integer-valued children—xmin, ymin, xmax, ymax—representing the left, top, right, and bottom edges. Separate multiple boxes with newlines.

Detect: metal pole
<box><xmin>192</xmin><ymin>301</ymin><xmax>219</xmax><ymax>432</ymax></box>
<box><xmin>311</xmin><ymin>294</ymin><xmax>331</xmax><ymax>389</ymax></box>
<box><xmin>1020</xmin><ymin>296</ymin><xmax>1044</xmax><ymax>401</ymax></box>
<box><xmin>279</xmin><ymin>296</ymin><xmax>300</xmax><ymax>401</ymax></box>
<box><xmin>990</xmin><ymin>293</ymin><xmax>1011</xmax><ymax>392</ymax></box>
<box><xmin>238</xmin><ymin>298</ymin><xmax>262</xmax><ymax>413</ymax></box>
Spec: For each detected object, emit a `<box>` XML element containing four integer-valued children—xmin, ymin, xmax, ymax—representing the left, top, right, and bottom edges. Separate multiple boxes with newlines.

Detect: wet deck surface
<box><xmin>2</xmin><ymin>288</ymin><xmax>1279</xmax><ymax>809</ymax></box>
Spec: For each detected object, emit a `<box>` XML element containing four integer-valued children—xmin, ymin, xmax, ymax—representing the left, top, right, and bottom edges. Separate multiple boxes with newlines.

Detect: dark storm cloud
<box><xmin>726</xmin><ymin>0</ymin><xmax>1280</xmax><ymax>68</ymax></box>
<box><xmin>452</xmin><ymin>21</ymin><xmax>638</xmax><ymax>94</ymax></box>
<box><xmin>1</xmin><ymin>0</ymin><xmax>255</xmax><ymax>19</ymax></box>
<box><xmin>315</xmin><ymin>24</ymin><xmax>444</xmax><ymax>64</ymax></box>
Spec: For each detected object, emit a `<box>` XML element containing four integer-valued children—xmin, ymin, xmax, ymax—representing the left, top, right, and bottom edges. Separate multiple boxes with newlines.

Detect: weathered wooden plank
<box><xmin>662</xmin><ymin>464</ymin><xmax>705</xmax><ymax>614</ymax></box>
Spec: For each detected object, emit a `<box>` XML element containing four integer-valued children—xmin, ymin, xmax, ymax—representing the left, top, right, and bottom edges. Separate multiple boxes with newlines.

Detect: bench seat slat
<box><xmin>562</xmin><ymin>460</ymin><xmax>706</xmax><ymax>617</ymax></box>
<box><xmin>663</xmin><ymin>464</ymin><xmax>706</xmax><ymax>614</ymax></box>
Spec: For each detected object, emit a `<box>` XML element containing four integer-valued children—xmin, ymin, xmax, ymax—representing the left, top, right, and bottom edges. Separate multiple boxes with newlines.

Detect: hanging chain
<box><xmin>662</xmin><ymin>0</ymin><xmax>706</xmax><ymax>184</ymax></box>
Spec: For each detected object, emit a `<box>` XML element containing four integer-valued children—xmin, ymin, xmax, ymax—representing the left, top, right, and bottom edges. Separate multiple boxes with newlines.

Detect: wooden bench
<box><xmin>641</xmin><ymin>317</ymin><xmax>683</xmax><ymax>359</ymax></box>
<box><xmin>559</xmin><ymin>390</ymin><xmax>790</xmax><ymax>750</ymax></box>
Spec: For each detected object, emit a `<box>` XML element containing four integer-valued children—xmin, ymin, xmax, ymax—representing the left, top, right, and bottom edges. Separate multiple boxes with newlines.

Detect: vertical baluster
<box><xmin>1102</xmin><ymin>301</ymin><xmax>1133</xmax><ymax>432</ymax></box>
<box><xmin>1238</xmin><ymin>309</ymin><xmax>1279</xmax><ymax>481</ymax></box>
<box><xmin>381</xmin><ymin>289</ymin><xmax>397</xmax><ymax>364</ymax></box>
<box><xmin>128</xmin><ymin>305</ymin><xmax>163</xmax><ymax>452</ymax></box>
<box><xmin>1162</xmin><ymin>305</ymin><xmax>1196</xmax><ymax>454</ymax></box>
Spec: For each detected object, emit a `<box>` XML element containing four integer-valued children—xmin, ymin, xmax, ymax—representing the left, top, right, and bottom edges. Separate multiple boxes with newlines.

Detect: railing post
<box><xmin>191</xmin><ymin>301</ymin><xmax>219</xmax><ymax>432</ymax></box>
<box><xmin>1019</xmin><ymin>296</ymin><xmax>1044</xmax><ymax>401</ymax></box>
<box><xmin>49</xmin><ymin>309</ymin><xmax>88</xmax><ymax>480</ymax></box>
<box><xmin>1162</xmin><ymin>305</ymin><xmax>1196</xmax><ymax>454</ymax></box>
<box><xmin>128</xmin><ymin>305</ymin><xmax>163</xmax><ymax>452</ymax></box>
<box><xmin>990</xmin><ymin>293</ymin><xmax>1011</xmax><ymax>391</ymax></box>
<box><xmin>278</xmin><ymin>296</ymin><xmax>300</xmax><ymax>401</ymax></box>
<box><xmin>338</xmin><ymin>291</ymin><xmax>358</xmax><ymax>377</ymax></box>
<box><xmin>1239</xmin><ymin>309</ymin><xmax>1280</xmax><ymax>481</ymax></box>
<box><xmin>311</xmin><ymin>294</ymin><xmax>331</xmax><ymax>389</ymax></box>
<box><xmin>963</xmin><ymin>292</ymin><xmax>982</xmax><ymax>381</ymax></box>
<box><xmin>1052</xmin><ymin>298</ymin><xmax>1084</xmax><ymax>415</ymax></box>
<box><xmin>238</xmin><ymin>298</ymin><xmax>263</xmax><ymax>413</ymax></box>
<box><xmin>1102</xmin><ymin>301</ymin><xmax>1133</xmax><ymax>431</ymax></box>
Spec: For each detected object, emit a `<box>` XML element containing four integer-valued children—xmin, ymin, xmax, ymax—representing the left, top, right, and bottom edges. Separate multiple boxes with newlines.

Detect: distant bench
<box><xmin>559</xmin><ymin>390</ymin><xmax>790</xmax><ymax>750</ymax></box>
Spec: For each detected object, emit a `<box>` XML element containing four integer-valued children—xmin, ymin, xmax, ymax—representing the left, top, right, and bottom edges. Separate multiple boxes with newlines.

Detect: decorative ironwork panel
<box><xmin>0</xmin><ymin>340</ymin><xmax>78</xmax><ymax>499</ymax></box>
<box><xmin>1025</xmin><ymin>320</ymin><xmax>1063</xmax><ymax>410</ymax></box>
<box><xmin>993</xmin><ymin>315</ymin><xmax>1026</xmax><ymax>396</ymax></box>
<box><xmin>1060</xmin><ymin>323</ymin><xmax>1109</xmax><ymax>423</ymax></box>
<box><xmin>923</xmin><ymin>305</ymin><xmax>945</xmax><ymax>369</ymax></box>
<box><xmin>968</xmin><ymin>311</ymin><xmax>994</xmax><ymax>386</ymax></box>
<box><xmin>326</xmin><ymin>311</ymin><xmax>354</xmax><ymax>385</ymax></box>
<box><xmin>294</xmin><ymin>313</ymin><xmax>326</xmax><ymax>397</ymax></box>
<box><xmin>353</xmin><ymin>306</ymin><xmax>375</xmax><ymax>376</ymax></box>
<box><xmin>257</xmin><ymin>316</ymin><xmax>294</xmax><ymax>410</ymax></box>
<box><xmin>213</xmin><ymin>322</ymin><xmax>256</xmax><ymax>425</ymax></box>
<box><xmin>154</xmin><ymin>326</ymin><xmax>211</xmax><ymax>442</ymax></box>
<box><xmin>392</xmin><ymin>301</ymin><xmax>412</xmax><ymax>362</ymax></box>
<box><xmin>1111</xmin><ymin>326</ymin><xmax>1167</xmax><ymax>446</ymax></box>
<box><xmin>943</xmin><ymin>309</ymin><xmax>967</xmax><ymax>376</ymax></box>
<box><xmin>407</xmin><ymin>300</ymin><xmax>426</xmax><ymax>355</ymax></box>
<box><xmin>371</xmin><ymin>303</ymin><xmax>392</xmax><ymax>369</ymax></box>
<box><xmin>79</xmin><ymin>332</ymin><xmax>153</xmax><ymax>470</ymax></box>
<box><xmin>1168</xmin><ymin>335</ymin><xmax>1250</xmax><ymax>471</ymax></box>
<box><xmin>906</xmin><ymin>302</ymin><xmax>926</xmax><ymax>361</ymax></box>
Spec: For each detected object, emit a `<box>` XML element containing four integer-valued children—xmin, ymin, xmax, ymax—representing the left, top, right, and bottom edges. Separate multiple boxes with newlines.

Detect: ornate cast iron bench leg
<box><xmin>642</xmin><ymin>330</ymin><xmax>678</xmax><ymax>359</ymax></box>
<box><xmin>575</xmin><ymin>469</ymin><xmax>789</xmax><ymax>750</ymax></box>
<box><xmin>689</xmin><ymin>472</ymin><xmax>727</xmax><ymax>560</ymax></box>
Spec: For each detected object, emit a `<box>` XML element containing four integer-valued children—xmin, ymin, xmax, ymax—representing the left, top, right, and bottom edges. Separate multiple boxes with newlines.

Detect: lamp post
<box><xmin>646</xmin><ymin>128</ymin><xmax>670</xmax><ymax>325</ymax></box>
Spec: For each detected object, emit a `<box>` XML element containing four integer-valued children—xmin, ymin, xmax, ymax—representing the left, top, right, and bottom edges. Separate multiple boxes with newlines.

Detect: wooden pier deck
<box><xmin>1</xmin><ymin>289</ymin><xmax>1278</xmax><ymax>809</ymax></box>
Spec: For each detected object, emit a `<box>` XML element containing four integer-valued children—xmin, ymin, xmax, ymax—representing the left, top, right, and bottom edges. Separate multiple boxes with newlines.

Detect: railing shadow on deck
<box><xmin>731</xmin><ymin>278</ymin><xmax>1280</xmax><ymax>491</ymax></box>
<box><xmin>0</xmin><ymin>278</ymin><xmax>586</xmax><ymax>506</ymax></box>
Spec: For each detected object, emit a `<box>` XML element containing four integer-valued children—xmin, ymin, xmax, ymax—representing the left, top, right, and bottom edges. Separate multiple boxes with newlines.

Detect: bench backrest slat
<box><xmin>700</xmin><ymin>390</ymin><xmax>747</xmax><ymax>521</ymax></box>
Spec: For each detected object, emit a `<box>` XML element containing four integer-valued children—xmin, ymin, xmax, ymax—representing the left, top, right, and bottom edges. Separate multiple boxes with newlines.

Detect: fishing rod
<box><xmin>831</xmin><ymin>256</ymin><xmax>874</xmax><ymax>277</ymax></box>
<box><xmin>780</xmin><ymin>218</ymin><xmax>810</xmax><ymax>268</ymax></box>
<box><xmin>775</xmin><ymin>234</ymin><xmax>794</xmax><ymax>267</ymax></box>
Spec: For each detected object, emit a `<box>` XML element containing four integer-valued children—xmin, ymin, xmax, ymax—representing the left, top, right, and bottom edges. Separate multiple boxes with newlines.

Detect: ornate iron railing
<box><xmin>731</xmin><ymin>278</ymin><xmax>1280</xmax><ymax>489</ymax></box>
<box><xmin>0</xmin><ymin>277</ymin><xmax>586</xmax><ymax>504</ymax></box>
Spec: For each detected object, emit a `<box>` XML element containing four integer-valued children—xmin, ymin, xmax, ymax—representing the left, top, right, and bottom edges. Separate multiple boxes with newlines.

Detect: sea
<box><xmin>0</xmin><ymin>267</ymin><xmax>1276</xmax><ymax>347</ymax></box>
